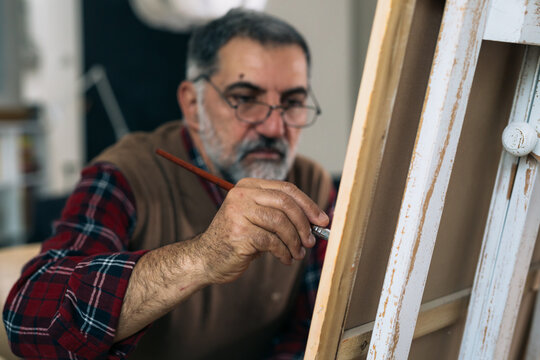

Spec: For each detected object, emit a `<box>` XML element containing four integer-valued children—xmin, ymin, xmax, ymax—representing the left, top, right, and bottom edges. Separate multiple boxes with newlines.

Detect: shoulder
<box><xmin>80</xmin><ymin>162</ymin><xmax>133</xmax><ymax>193</ymax></box>
<box><xmin>91</xmin><ymin>121</ymin><xmax>183</xmax><ymax>165</ymax></box>
<box><xmin>88</xmin><ymin>121</ymin><xmax>187</xmax><ymax>210</ymax></box>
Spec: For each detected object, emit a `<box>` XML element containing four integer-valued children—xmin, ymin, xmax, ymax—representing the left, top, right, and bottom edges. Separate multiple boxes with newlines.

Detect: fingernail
<box><xmin>308</xmin><ymin>234</ymin><xmax>316</xmax><ymax>246</ymax></box>
<box><xmin>300</xmin><ymin>247</ymin><xmax>306</xmax><ymax>258</ymax></box>
<box><xmin>319</xmin><ymin>212</ymin><xmax>329</xmax><ymax>222</ymax></box>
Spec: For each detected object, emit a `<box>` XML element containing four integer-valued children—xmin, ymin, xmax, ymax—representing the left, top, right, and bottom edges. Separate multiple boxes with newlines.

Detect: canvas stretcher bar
<box><xmin>459</xmin><ymin>46</ymin><xmax>540</xmax><ymax>360</ymax></box>
<box><xmin>367</xmin><ymin>0</ymin><xmax>492</xmax><ymax>358</ymax></box>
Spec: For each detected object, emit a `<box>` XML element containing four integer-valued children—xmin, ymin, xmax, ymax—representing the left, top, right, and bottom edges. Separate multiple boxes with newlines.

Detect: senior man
<box><xmin>3</xmin><ymin>8</ymin><xmax>335</xmax><ymax>359</ymax></box>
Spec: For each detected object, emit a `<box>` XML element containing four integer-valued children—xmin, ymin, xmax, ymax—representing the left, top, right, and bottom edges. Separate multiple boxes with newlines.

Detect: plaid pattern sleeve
<box><xmin>268</xmin><ymin>187</ymin><xmax>337</xmax><ymax>360</ymax></box>
<box><xmin>2</xmin><ymin>163</ymin><xmax>148</xmax><ymax>359</ymax></box>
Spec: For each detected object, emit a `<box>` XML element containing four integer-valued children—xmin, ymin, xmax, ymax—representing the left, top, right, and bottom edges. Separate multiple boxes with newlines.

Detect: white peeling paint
<box><xmin>484</xmin><ymin>0</ymin><xmax>540</xmax><ymax>45</ymax></box>
<box><xmin>367</xmin><ymin>0</ymin><xmax>492</xmax><ymax>358</ymax></box>
<box><xmin>459</xmin><ymin>46</ymin><xmax>540</xmax><ymax>360</ymax></box>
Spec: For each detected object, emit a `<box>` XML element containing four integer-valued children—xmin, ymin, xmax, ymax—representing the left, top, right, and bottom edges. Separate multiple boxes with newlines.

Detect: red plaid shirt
<box><xmin>3</xmin><ymin>132</ymin><xmax>335</xmax><ymax>359</ymax></box>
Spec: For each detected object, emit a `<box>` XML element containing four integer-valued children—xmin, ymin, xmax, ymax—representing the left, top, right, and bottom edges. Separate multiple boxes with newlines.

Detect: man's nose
<box><xmin>255</xmin><ymin>108</ymin><xmax>285</xmax><ymax>138</ymax></box>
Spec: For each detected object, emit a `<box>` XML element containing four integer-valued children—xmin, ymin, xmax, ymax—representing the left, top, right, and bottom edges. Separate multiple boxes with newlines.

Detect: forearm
<box><xmin>114</xmin><ymin>178</ymin><xmax>333</xmax><ymax>343</ymax></box>
<box><xmin>114</xmin><ymin>236</ymin><xmax>210</xmax><ymax>342</ymax></box>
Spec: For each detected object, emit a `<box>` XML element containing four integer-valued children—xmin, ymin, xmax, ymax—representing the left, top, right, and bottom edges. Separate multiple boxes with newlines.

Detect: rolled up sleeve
<box><xmin>3</xmin><ymin>163</ymin><xmax>148</xmax><ymax>359</ymax></box>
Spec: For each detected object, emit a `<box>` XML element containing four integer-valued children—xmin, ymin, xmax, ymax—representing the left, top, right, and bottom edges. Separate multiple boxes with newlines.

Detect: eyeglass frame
<box><xmin>191</xmin><ymin>74</ymin><xmax>322</xmax><ymax>128</ymax></box>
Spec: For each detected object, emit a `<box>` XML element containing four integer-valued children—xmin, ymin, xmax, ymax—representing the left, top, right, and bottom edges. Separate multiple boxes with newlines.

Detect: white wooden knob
<box><xmin>502</xmin><ymin>122</ymin><xmax>538</xmax><ymax>157</ymax></box>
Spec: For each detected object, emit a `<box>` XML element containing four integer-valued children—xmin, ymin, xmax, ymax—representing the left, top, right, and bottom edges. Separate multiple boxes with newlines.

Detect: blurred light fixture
<box><xmin>129</xmin><ymin>0</ymin><xmax>267</xmax><ymax>32</ymax></box>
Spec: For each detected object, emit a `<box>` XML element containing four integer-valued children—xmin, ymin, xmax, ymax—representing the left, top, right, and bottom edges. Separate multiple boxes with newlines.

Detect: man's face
<box><xmin>196</xmin><ymin>37</ymin><xmax>308</xmax><ymax>183</ymax></box>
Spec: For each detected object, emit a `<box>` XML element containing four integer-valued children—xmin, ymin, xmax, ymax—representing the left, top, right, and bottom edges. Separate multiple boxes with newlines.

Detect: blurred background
<box><xmin>0</xmin><ymin>0</ymin><xmax>377</xmax><ymax>249</ymax></box>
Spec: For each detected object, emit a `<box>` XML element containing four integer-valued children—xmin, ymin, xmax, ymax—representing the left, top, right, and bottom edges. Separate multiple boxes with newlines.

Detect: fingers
<box><xmin>215</xmin><ymin>178</ymin><xmax>329</xmax><ymax>269</ymax></box>
<box><xmin>248</xmin><ymin>224</ymin><xmax>299</xmax><ymax>265</ymax></box>
<box><xmin>236</xmin><ymin>178</ymin><xmax>329</xmax><ymax>227</ymax></box>
<box><xmin>251</xmin><ymin>188</ymin><xmax>314</xmax><ymax>249</ymax></box>
<box><xmin>228</xmin><ymin>183</ymin><xmax>313</xmax><ymax>250</ymax></box>
<box><xmin>245</xmin><ymin>204</ymin><xmax>305</xmax><ymax>260</ymax></box>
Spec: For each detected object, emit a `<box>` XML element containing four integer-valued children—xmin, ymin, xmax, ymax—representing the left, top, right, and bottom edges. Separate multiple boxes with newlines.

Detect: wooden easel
<box><xmin>305</xmin><ymin>0</ymin><xmax>540</xmax><ymax>359</ymax></box>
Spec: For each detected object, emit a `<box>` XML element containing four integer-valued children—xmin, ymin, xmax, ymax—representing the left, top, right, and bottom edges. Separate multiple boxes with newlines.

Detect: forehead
<box><xmin>213</xmin><ymin>37</ymin><xmax>309</xmax><ymax>90</ymax></box>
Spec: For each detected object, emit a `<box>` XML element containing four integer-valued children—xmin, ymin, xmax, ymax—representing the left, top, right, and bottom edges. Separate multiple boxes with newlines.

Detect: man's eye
<box><xmin>230</xmin><ymin>94</ymin><xmax>257</xmax><ymax>104</ymax></box>
<box><xmin>282</xmin><ymin>98</ymin><xmax>306</xmax><ymax>108</ymax></box>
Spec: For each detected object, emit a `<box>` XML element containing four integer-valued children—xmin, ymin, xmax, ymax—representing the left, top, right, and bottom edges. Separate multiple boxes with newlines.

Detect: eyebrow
<box><xmin>224</xmin><ymin>81</ymin><xmax>264</xmax><ymax>93</ymax></box>
<box><xmin>224</xmin><ymin>82</ymin><xmax>308</xmax><ymax>97</ymax></box>
<box><xmin>281</xmin><ymin>87</ymin><xmax>308</xmax><ymax>97</ymax></box>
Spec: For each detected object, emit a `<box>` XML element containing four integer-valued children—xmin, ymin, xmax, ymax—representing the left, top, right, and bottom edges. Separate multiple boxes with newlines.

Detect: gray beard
<box><xmin>197</xmin><ymin>105</ymin><xmax>295</xmax><ymax>183</ymax></box>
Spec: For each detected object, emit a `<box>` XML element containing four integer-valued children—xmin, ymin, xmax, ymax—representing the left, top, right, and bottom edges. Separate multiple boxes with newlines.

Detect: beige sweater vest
<box><xmin>93</xmin><ymin>121</ymin><xmax>333</xmax><ymax>359</ymax></box>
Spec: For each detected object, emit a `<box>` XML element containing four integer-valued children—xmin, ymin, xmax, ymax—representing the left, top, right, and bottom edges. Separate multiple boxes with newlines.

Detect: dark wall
<box><xmin>83</xmin><ymin>0</ymin><xmax>191</xmax><ymax>161</ymax></box>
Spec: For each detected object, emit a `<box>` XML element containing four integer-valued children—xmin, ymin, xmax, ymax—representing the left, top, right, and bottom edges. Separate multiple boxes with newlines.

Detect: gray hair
<box><xmin>186</xmin><ymin>8</ymin><xmax>311</xmax><ymax>80</ymax></box>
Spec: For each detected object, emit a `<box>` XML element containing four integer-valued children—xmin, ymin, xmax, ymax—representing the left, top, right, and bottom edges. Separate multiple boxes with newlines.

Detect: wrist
<box><xmin>178</xmin><ymin>235</ymin><xmax>216</xmax><ymax>287</ymax></box>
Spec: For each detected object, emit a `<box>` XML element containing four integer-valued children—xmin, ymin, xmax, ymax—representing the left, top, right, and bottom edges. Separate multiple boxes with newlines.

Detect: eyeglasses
<box><xmin>192</xmin><ymin>74</ymin><xmax>321</xmax><ymax>128</ymax></box>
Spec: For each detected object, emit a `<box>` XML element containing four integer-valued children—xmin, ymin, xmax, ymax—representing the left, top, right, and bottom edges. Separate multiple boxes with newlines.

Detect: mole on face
<box><xmin>239</xmin><ymin>73</ymin><xmax>245</xmax><ymax>80</ymax></box>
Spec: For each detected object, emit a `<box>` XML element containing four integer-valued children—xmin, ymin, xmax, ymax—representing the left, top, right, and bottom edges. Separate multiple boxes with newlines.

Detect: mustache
<box><xmin>236</xmin><ymin>137</ymin><xmax>289</xmax><ymax>161</ymax></box>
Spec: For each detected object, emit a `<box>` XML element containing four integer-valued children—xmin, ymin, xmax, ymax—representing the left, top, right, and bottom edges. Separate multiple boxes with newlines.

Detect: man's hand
<box><xmin>114</xmin><ymin>178</ymin><xmax>328</xmax><ymax>342</ymax></box>
<box><xmin>198</xmin><ymin>178</ymin><xmax>329</xmax><ymax>284</ymax></box>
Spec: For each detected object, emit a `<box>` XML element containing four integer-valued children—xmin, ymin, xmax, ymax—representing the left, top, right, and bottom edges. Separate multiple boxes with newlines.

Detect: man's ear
<box><xmin>177</xmin><ymin>81</ymin><xmax>200</xmax><ymax>131</ymax></box>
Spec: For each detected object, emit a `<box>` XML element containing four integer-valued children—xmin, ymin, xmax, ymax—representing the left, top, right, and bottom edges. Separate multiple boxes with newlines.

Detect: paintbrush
<box><xmin>156</xmin><ymin>148</ymin><xmax>330</xmax><ymax>240</ymax></box>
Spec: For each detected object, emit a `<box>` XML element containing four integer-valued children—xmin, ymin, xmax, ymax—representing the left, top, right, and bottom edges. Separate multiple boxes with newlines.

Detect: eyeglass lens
<box><xmin>236</xmin><ymin>103</ymin><xmax>317</xmax><ymax>127</ymax></box>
